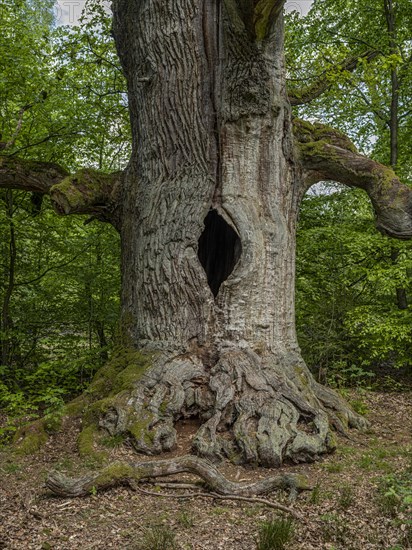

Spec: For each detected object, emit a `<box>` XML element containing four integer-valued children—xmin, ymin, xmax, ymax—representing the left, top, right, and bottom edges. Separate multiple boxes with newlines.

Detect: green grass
<box><xmin>255</xmin><ymin>517</ymin><xmax>295</xmax><ymax>550</ymax></box>
<box><xmin>135</xmin><ymin>525</ymin><xmax>177</xmax><ymax>550</ymax></box>
<box><xmin>309</xmin><ymin>483</ymin><xmax>321</xmax><ymax>504</ymax></box>
<box><xmin>357</xmin><ymin>453</ymin><xmax>393</xmax><ymax>472</ymax></box>
<box><xmin>337</xmin><ymin>485</ymin><xmax>354</xmax><ymax>510</ymax></box>
<box><xmin>324</xmin><ymin>462</ymin><xmax>344</xmax><ymax>473</ymax></box>
<box><xmin>177</xmin><ymin>508</ymin><xmax>195</xmax><ymax>528</ymax></box>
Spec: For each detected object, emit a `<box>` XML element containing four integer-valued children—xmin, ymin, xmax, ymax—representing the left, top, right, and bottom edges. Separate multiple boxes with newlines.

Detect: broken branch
<box><xmin>0</xmin><ymin>155</ymin><xmax>122</xmax><ymax>225</ymax></box>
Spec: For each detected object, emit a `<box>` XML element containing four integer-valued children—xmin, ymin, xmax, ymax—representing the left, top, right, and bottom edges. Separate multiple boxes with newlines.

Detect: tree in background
<box><xmin>1</xmin><ymin>0</ymin><xmax>412</xmax><ymax>473</ymax></box>
<box><xmin>285</xmin><ymin>0</ymin><xmax>412</xmax><ymax>384</ymax></box>
<box><xmin>0</xmin><ymin>0</ymin><xmax>123</xmax><ymax>422</ymax></box>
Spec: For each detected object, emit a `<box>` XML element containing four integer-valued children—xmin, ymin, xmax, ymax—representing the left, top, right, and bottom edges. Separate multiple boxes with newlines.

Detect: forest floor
<box><xmin>0</xmin><ymin>390</ymin><xmax>411</xmax><ymax>550</ymax></box>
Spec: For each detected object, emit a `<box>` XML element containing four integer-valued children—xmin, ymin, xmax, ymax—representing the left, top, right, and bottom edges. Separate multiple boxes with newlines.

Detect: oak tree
<box><xmin>3</xmin><ymin>1</ymin><xmax>412</xmax><ymax>471</ymax></box>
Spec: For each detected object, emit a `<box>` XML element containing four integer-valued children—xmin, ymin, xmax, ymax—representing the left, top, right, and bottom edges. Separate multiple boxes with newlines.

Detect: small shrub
<box><xmin>377</xmin><ymin>472</ymin><xmax>412</xmax><ymax>518</ymax></box>
<box><xmin>255</xmin><ymin>516</ymin><xmax>295</xmax><ymax>550</ymax></box>
<box><xmin>177</xmin><ymin>509</ymin><xmax>194</xmax><ymax>528</ymax></box>
<box><xmin>350</xmin><ymin>398</ymin><xmax>369</xmax><ymax>416</ymax></box>
<box><xmin>100</xmin><ymin>434</ymin><xmax>125</xmax><ymax>448</ymax></box>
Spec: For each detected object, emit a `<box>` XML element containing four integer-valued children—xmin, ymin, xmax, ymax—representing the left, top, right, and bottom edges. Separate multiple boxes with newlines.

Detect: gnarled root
<box><xmin>45</xmin><ymin>454</ymin><xmax>310</xmax><ymax>507</ymax></box>
<box><xmin>95</xmin><ymin>347</ymin><xmax>367</xmax><ymax>467</ymax></box>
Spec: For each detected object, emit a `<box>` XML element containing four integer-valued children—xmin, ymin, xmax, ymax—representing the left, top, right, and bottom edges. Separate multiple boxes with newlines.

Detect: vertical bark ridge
<box><xmin>217</xmin><ymin>13</ymin><xmax>300</xmax><ymax>351</ymax></box>
<box><xmin>113</xmin><ymin>0</ymin><xmax>222</xmax><ymax>349</ymax></box>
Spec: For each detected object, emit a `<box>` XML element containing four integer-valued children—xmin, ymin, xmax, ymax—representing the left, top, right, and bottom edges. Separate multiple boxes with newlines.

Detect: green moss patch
<box><xmin>13</xmin><ymin>420</ymin><xmax>48</xmax><ymax>456</ymax></box>
<box><xmin>77</xmin><ymin>425</ymin><xmax>107</xmax><ymax>464</ymax></box>
<box><xmin>92</xmin><ymin>461</ymin><xmax>139</xmax><ymax>489</ymax></box>
<box><xmin>128</xmin><ymin>410</ymin><xmax>156</xmax><ymax>445</ymax></box>
<box><xmin>87</xmin><ymin>349</ymin><xmax>153</xmax><ymax>399</ymax></box>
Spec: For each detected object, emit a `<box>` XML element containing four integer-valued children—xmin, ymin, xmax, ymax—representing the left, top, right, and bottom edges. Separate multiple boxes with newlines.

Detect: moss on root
<box><xmin>11</xmin><ymin>348</ymin><xmax>154</xmax><ymax>456</ymax></box>
<box><xmin>77</xmin><ymin>424</ymin><xmax>107</xmax><ymax>464</ymax></box>
<box><xmin>92</xmin><ymin>462</ymin><xmax>140</xmax><ymax>491</ymax></box>
<box><xmin>86</xmin><ymin>349</ymin><xmax>153</xmax><ymax>399</ymax></box>
<box><xmin>13</xmin><ymin>420</ymin><xmax>48</xmax><ymax>456</ymax></box>
<box><xmin>128</xmin><ymin>410</ymin><xmax>156</xmax><ymax>445</ymax></box>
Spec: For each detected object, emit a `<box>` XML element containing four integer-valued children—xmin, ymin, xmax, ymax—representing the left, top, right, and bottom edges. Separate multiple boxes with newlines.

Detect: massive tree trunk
<box><xmin>94</xmin><ymin>0</ymin><xmax>362</xmax><ymax>467</ymax></box>
<box><xmin>3</xmin><ymin>1</ymin><xmax>412</xmax><ymax>469</ymax></box>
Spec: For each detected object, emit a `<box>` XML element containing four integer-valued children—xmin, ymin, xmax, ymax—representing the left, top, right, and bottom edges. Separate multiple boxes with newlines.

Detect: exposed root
<box><xmin>313</xmin><ymin>381</ymin><xmax>369</xmax><ymax>433</ymax></box>
<box><xmin>45</xmin><ymin>454</ymin><xmax>310</xmax><ymax>512</ymax></box>
<box><xmin>13</xmin><ymin>347</ymin><xmax>367</xmax><ymax>469</ymax></box>
<box><xmin>97</xmin><ymin>347</ymin><xmax>365</xmax><ymax>467</ymax></box>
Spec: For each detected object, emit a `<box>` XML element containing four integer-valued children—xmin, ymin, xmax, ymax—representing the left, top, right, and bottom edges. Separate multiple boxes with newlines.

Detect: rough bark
<box><xmin>90</xmin><ymin>0</ymin><xmax>368</xmax><ymax>469</ymax></box>
<box><xmin>384</xmin><ymin>0</ymin><xmax>408</xmax><ymax>310</ymax></box>
<box><xmin>0</xmin><ymin>156</ymin><xmax>122</xmax><ymax>224</ymax></box>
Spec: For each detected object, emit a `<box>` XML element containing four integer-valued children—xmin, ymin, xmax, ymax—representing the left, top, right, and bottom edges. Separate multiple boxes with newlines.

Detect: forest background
<box><xmin>0</xmin><ymin>0</ymin><xmax>411</xmax><ymax>442</ymax></box>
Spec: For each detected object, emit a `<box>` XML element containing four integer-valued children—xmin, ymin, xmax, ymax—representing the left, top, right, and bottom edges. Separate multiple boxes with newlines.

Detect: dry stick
<box><xmin>152</xmin><ymin>482</ymin><xmax>201</xmax><ymax>490</ymax></box>
<box><xmin>5</xmin><ymin>104</ymin><xmax>33</xmax><ymax>150</ymax></box>
<box><xmin>134</xmin><ymin>485</ymin><xmax>301</xmax><ymax>519</ymax></box>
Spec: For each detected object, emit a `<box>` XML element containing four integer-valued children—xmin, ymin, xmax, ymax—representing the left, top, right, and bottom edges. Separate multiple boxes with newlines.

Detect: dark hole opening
<box><xmin>198</xmin><ymin>209</ymin><xmax>242</xmax><ymax>297</ymax></box>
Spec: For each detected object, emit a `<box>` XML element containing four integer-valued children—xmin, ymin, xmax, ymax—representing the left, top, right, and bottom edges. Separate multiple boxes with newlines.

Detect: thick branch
<box><xmin>50</xmin><ymin>169</ymin><xmax>122</xmax><ymax>221</ymax></box>
<box><xmin>288</xmin><ymin>50</ymin><xmax>379</xmax><ymax>106</ymax></box>
<box><xmin>294</xmin><ymin>119</ymin><xmax>412</xmax><ymax>239</ymax></box>
<box><xmin>0</xmin><ymin>156</ymin><xmax>121</xmax><ymax>224</ymax></box>
<box><xmin>45</xmin><ymin>454</ymin><xmax>309</xmax><ymax>499</ymax></box>
<box><xmin>0</xmin><ymin>156</ymin><xmax>68</xmax><ymax>193</ymax></box>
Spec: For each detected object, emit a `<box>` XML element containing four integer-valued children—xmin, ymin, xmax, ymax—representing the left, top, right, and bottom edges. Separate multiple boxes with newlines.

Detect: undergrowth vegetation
<box><xmin>255</xmin><ymin>517</ymin><xmax>295</xmax><ymax>550</ymax></box>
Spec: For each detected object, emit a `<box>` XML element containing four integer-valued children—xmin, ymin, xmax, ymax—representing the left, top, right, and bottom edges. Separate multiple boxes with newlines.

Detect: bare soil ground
<box><xmin>0</xmin><ymin>391</ymin><xmax>411</xmax><ymax>550</ymax></box>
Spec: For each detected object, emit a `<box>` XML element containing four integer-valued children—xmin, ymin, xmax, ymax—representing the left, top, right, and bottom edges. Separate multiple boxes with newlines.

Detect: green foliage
<box><xmin>309</xmin><ymin>483</ymin><xmax>321</xmax><ymax>504</ymax></box>
<box><xmin>288</xmin><ymin>0</ymin><xmax>412</xmax><ymax>390</ymax></box>
<box><xmin>337</xmin><ymin>485</ymin><xmax>354</xmax><ymax>510</ymax></box>
<box><xmin>0</xmin><ymin>1</ymin><xmax>123</xmax><ymax>428</ymax></box>
<box><xmin>177</xmin><ymin>508</ymin><xmax>195</xmax><ymax>528</ymax></box>
<box><xmin>377</xmin><ymin>471</ymin><xmax>412</xmax><ymax>517</ymax></box>
<box><xmin>255</xmin><ymin>517</ymin><xmax>295</xmax><ymax>550</ymax></box>
<box><xmin>286</xmin><ymin>0</ymin><xmax>412</xmax><ymax>176</ymax></box>
<box><xmin>296</xmin><ymin>186</ymin><xmax>412</xmax><ymax>388</ymax></box>
<box><xmin>377</xmin><ymin>465</ymin><xmax>412</xmax><ymax>548</ymax></box>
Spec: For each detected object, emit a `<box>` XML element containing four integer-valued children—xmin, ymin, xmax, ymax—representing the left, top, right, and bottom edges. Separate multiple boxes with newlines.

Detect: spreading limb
<box><xmin>294</xmin><ymin>118</ymin><xmax>412</xmax><ymax>239</ymax></box>
<box><xmin>288</xmin><ymin>51</ymin><xmax>379</xmax><ymax>106</ymax></box>
<box><xmin>0</xmin><ymin>156</ymin><xmax>122</xmax><ymax>225</ymax></box>
<box><xmin>45</xmin><ymin>454</ymin><xmax>309</xmax><ymax>499</ymax></box>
